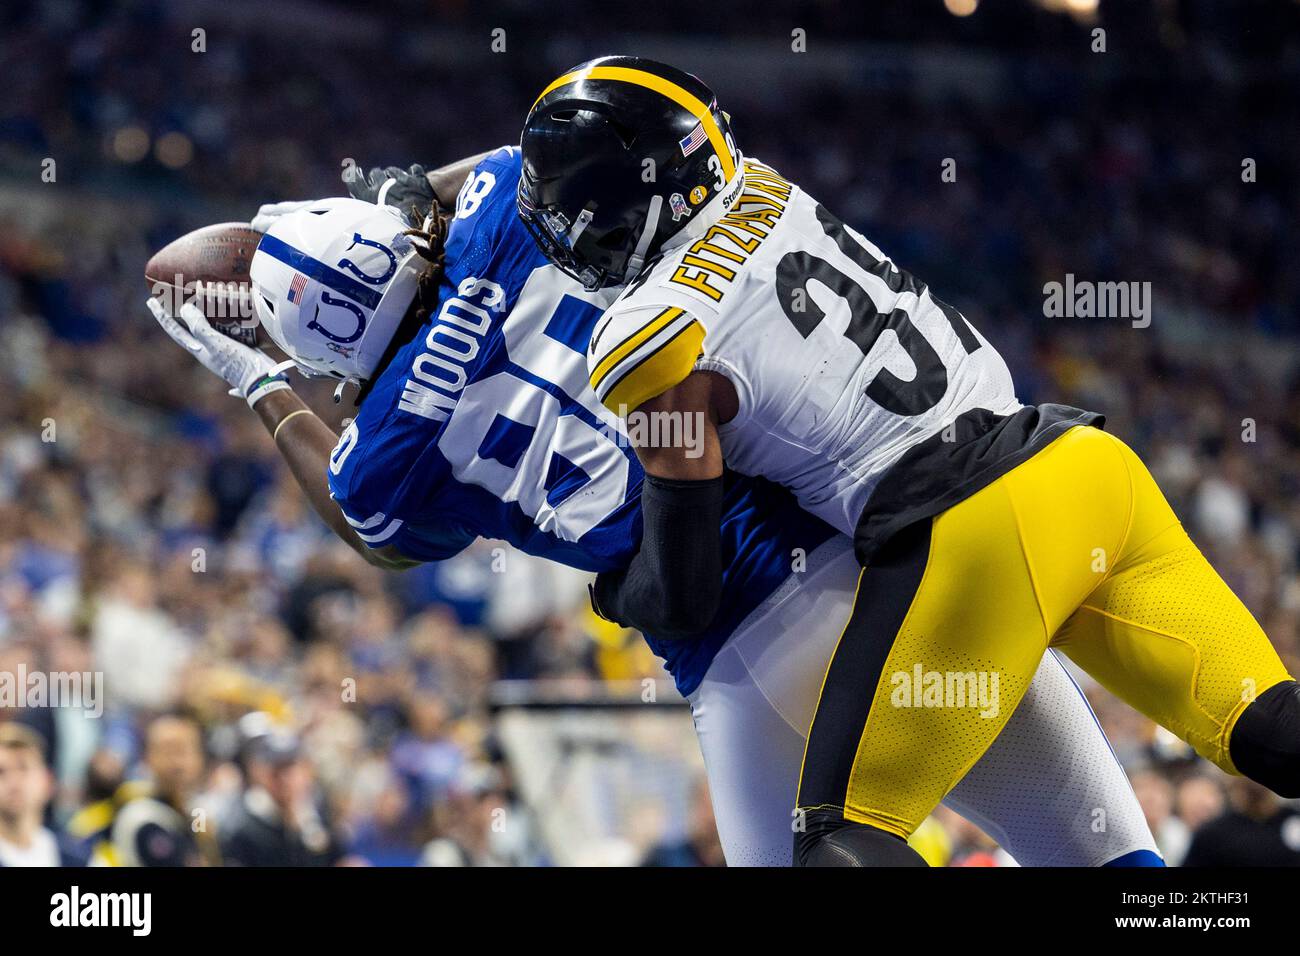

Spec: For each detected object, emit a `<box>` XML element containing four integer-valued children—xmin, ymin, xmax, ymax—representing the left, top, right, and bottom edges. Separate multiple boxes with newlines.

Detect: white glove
<box><xmin>250</xmin><ymin>200</ymin><xmax>316</xmax><ymax>234</ymax></box>
<box><xmin>146</xmin><ymin>297</ymin><xmax>290</xmax><ymax>407</ymax></box>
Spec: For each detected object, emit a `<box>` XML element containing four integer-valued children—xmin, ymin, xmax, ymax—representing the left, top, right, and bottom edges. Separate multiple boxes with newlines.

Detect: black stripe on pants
<box><xmin>797</xmin><ymin>518</ymin><xmax>933</xmax><ymax>811</ymax></box>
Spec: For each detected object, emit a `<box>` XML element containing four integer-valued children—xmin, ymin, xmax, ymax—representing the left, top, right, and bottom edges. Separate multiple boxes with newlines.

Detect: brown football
<box><xmin>145</xmin><ymin>223</ymin><xmax>264</xmax><ymax>346</ymax></box>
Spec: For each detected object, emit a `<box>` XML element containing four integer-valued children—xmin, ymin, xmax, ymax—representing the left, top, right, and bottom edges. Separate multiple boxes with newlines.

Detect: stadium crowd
<box><xmin>2</xmin><ymin>0</ymin><xmax>1300</xmax><ymax>865</ymax></box>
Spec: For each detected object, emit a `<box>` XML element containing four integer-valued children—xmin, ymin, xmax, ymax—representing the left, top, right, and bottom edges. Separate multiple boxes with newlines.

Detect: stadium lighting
<box><xmin>155</xmin><ymin>132</ymin><xmax>195</xmax><ymax>170</ymax></box>
<box><xmin>1033</xmin><ymin>0</ymin><xmax>1100</xmax><ymax>19</ymax></box>
<box><xmin>110</xmin><ymin>126</ymin><xmax>150</xmax><ymax>163</ymax></box>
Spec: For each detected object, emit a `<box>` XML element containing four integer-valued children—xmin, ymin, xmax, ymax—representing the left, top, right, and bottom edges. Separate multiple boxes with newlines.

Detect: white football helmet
<box><xmin>250</xmin><ymin>197</ymin><xmax>425</xmax><ymax>383</ymax></box>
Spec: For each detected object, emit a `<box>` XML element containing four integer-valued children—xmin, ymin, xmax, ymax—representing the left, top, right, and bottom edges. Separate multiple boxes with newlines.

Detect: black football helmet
<box><xmin>518</xmin><ymin>55</ymin><xmax>741</xmax><ymax>291</ymax></box>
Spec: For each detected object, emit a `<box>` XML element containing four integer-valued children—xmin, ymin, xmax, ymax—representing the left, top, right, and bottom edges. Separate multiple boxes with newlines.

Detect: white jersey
<box><xmin>587</xmin><ymin>156</ymin><xmax>1022</xmax><ymax>537</ymax></box>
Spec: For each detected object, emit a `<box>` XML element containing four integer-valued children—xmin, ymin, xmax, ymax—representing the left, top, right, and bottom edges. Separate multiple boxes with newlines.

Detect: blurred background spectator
<box><xmin>0</xmin><ymin>722</ymin><xmax>87</xmax><ymax>866</ymax></box>
<box><xmin>219</xmin><ymin>729</ymin><xmax>342</xmax><ymax>866</ymax></box>
<box><xmin>1183</xmin><ymin>777</ymin><xmax>1300</xmax><ymax>866</ymax></box>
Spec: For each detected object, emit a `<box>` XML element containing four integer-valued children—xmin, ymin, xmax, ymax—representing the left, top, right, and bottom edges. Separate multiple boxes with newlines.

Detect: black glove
<box><xmin>345</xmin><ymin>163</ymin><xmax>436</xmax><ymax>223</ymax></box>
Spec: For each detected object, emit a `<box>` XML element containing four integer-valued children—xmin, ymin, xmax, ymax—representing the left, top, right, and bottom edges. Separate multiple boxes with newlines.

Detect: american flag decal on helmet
<box><xmin>287</xmin><ymin>272</ymin><xmax>308</xmax><ymax>304</ymax></box>
<box><xmin>678</xmin><ymin>122</ymin><xmax>707</xmax><ymax>157</ymax></box>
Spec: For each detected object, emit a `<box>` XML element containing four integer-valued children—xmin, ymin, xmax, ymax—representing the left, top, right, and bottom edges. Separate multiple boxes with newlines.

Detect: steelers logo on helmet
<box><xmin>518</xmin><ymin>55</ymin><xmax>740</xmax><ymax>291</ymax></box>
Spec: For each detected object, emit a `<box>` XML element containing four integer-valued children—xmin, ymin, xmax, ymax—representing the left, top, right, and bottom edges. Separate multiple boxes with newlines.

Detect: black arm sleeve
<box><xmin>591</xmin><ymin>473</ymin><xmax>725</xmax><ymax>641</ymax></box>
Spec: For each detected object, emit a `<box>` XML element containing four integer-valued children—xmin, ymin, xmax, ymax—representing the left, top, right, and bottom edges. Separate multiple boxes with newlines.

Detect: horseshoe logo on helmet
<box><xmin>308</xmin><ymin>291</ymin><xmax>367</xmax><ymax>344</ymax></box>
<box><xmin>337</xmin><ymin>233</ymin><xmax>397</xmax><ymax>285</ymax></box>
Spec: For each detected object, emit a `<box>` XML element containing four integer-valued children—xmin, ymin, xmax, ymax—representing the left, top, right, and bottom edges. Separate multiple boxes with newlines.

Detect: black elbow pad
<box><xmin>592</xmin><ymin>473</ymin><xmax>725</xmax><ymax>639</ymax></box>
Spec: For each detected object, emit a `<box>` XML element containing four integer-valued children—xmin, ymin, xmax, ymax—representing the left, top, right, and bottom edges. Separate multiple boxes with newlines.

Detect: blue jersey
<box><xmin>328</xmin><ymin>147</ymin><xmax>836</xmax><ymax>693</ymax></box>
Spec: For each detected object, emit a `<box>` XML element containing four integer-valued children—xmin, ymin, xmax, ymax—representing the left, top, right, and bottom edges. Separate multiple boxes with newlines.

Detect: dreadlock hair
<box><xmin>403</xmin><ymin>200</ymin><xmax>450</xmax><ymax>323</ymax></box>
<box><xmin>351</xmin><ymin>201</ymin><xmax>451</xmax><ymax>406</ymax></box>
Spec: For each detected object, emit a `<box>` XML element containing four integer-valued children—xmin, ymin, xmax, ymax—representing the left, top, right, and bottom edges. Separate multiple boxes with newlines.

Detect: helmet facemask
<box><xmin>517</xmin><ymin>175</ymin><xmax>611</xmax><ymax>291</ymax></box>
<box><xmin>518</xmin><ymin>57</ymin><xmax>740</xmax><ymax>292</ymax></box>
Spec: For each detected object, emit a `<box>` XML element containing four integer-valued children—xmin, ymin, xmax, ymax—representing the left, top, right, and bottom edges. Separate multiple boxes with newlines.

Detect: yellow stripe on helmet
<box><xmin>531</xmin><ymin>66</ymin><xmax>737</xmax><ymax>183</ymax></box>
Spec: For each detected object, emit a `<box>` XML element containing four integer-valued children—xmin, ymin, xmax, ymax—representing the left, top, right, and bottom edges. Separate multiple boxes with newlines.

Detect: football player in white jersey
<box><xmin>518</xmin><ymin>56</ymin><xmax>1300</xmax><ymax>865</ymax></box>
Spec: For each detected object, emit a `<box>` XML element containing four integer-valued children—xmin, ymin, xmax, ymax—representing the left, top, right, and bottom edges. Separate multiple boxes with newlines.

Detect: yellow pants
<box><xmin>797</xmin><ymin>425</ymin><xmax>1293</xmax><ymax>839</ymax></box>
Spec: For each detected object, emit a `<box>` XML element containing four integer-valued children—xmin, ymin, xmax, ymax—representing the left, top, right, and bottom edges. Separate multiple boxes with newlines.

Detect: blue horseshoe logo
<box><xmin>337</xmin><ymin>233</ymin><xmax>397</xmax><ymax>285</ymax></box>
<box><xmin>308</xmin><ymin>291</ymin><xmax>367</xmax><ymax>344</ymax></box>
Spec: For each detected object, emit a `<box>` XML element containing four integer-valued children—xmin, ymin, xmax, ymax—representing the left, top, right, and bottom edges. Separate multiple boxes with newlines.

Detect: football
<box><xmin>145</xmin><ymin>222</ymin><xmax>264</xmax><ymax>346</ymax></box>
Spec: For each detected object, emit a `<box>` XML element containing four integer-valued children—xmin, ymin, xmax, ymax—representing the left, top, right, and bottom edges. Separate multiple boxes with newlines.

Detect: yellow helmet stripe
<box><xmin>531</xmin><ymin>66</ymin><xmax>736</xmax><ymax>183</ymax></box>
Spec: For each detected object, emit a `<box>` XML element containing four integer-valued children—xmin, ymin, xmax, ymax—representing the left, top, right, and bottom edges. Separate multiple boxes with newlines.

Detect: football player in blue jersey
<box><xmin>145</xmin><ymin>147</ymin><xmax>1162</xmax><ymax>867</ymax></box>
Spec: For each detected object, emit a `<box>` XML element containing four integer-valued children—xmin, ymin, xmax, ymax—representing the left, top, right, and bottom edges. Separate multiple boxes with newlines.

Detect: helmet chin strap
<box><xmin>567</xmin><ymin>208</ymin><xmax>595</xmax><ymax>245</ymax></box>
<box><xmin>269</xmin><ymin>358</ymin><xmax>357</xmax><ymax>402</ymax></box>
<box><xmin>333</xmin><ymin>375</ymin><xmax>362</xmax><ymax>404</ymax></box>
<box><xmin>626</xmin><ymin>194</ymin><xmax>663</xmax><ymax>277</ymax></box>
